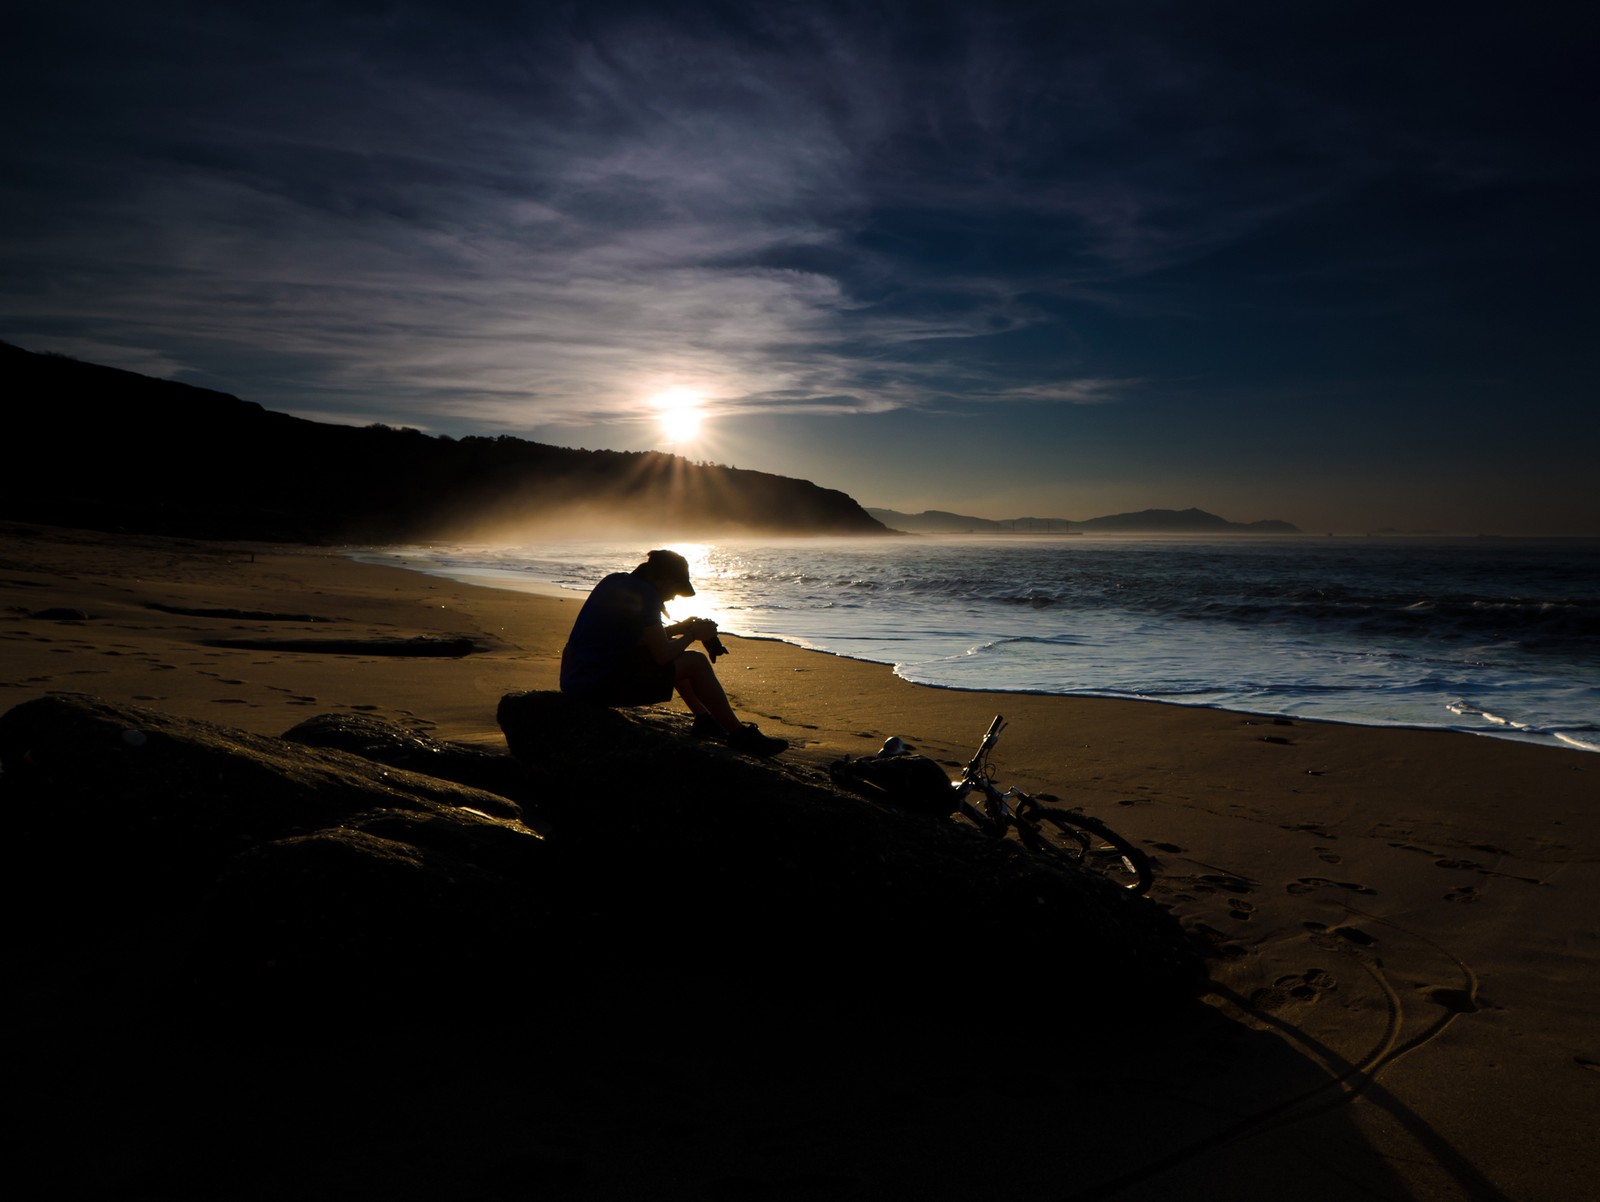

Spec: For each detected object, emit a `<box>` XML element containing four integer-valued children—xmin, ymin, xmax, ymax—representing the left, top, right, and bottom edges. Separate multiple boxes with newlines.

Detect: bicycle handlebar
<box><xmin>961</xmin><ymin>713</ymin><xmax>1007</xmax><ymax>780</ymax></box>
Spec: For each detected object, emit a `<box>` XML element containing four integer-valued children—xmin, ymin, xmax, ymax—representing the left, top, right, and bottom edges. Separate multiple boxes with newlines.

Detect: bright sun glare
<box><xmin>650</xmin><ymin>386</ymin><xmax>704</xmax><ymax>444</ymax></box>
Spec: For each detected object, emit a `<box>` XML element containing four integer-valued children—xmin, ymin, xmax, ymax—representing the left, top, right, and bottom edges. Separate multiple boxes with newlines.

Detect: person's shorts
<box><xmin>574</xmin><ymin>647</ymin><xmax>675</xmax><ymax>706</ymax></box>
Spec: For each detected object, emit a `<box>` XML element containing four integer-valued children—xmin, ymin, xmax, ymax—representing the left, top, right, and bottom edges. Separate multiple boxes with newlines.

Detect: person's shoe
<box><xmin>727</xmin><ymin>722</ymin><xmax>788</xmax><ymax>757</ymax></box>
<box><xmin>689</xmin><ymin>714</ymin><xmax>723</xmax><ymax>739</ymax></box>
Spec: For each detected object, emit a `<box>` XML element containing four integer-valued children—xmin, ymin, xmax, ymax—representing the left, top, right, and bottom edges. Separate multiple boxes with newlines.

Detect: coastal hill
<box><xmin>2</xmin><ymin>341</ymin><xmax>887</xmax><ymax>542</ymax></box>
<box><xmin>868</xmin><ymin>506</ymin><xmax>1301</xmax><ymax>535</ymax></box>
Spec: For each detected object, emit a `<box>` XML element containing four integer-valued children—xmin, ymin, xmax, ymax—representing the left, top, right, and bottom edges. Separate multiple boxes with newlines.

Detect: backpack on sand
<box><xmin>829</xmin><ymin>752</ymin><xmax>956</xmax><ymax>817</ymax></box>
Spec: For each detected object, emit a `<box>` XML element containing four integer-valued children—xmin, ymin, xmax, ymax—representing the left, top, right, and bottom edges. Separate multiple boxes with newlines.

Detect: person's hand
<box><xmin>667</xmin><ymin>616</ymin><xmax>717</xmax><ymax>639</ymax></box>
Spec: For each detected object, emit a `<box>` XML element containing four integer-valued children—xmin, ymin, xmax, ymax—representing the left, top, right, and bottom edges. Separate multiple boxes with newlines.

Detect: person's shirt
<box><xmin>559</xmin><ymin>572</ymin><xmax>664</xmax><ymax>693</ymax></box>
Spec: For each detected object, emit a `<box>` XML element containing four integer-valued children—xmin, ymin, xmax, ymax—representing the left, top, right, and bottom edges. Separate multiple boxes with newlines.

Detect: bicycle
<box><xmin>887</xmin><ymin>714</ymin><xmax>1153</xmax><ymax>894</ymax></box>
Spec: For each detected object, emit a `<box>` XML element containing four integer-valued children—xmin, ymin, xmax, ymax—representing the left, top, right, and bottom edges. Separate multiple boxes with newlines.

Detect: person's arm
<box><xmin>640</xmin><ymin>618</ymin><xmax>709</xmax><ymax>665</ymax></box>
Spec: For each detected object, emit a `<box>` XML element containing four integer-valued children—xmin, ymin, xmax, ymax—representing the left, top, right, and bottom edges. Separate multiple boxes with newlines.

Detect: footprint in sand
<box><xmin>1185</xmin><ymin>922</ymin><xmax>1248</xmax><ymax>959</ymax></box>
<box><xmin>1228</xmin><ymin>899</ymin><xmax>1257</xmax><ymax>922</ymax></box>
<box><xmin>1445</xmin><ymin>884</ymin><xmax>1481</xmax><ymax>903</ymax></box>
<box><xmin>1282</xmin><ymin>822</ymin><xmax>1336</xmax><ymax>839</ymax></box>
<box><xmin>1287</xmin><ymin>876</ymin><xmax>1376</xmax><ymax>896</ymax></box>
<box><xmin>1288</xmin><ymin>968</ymin><xmax>1336</xmax><ymax>997</ymax></box>
<box><xmin>269</xmin><ymin>687</ymin><xmax>320</xmax><ymax>705</ymax></box>
<box><xmin>1251</xmin><ymin>968</ymin><xmax>1337</xmax><ymax>1010</ymax></box>
<box><xmin>1302</xmin><ymin>920</ymin><xmax>1376</xmax><ymax>949</ymax></box>
<box><xmin>1198</xmin><ymin>873</ymin><xmax>1255</xmax><ymax>895</ymax></box>
<box><xmin>1419</xmin><ymin>985</ymin><xmax>1479</xmax><ymax>1014</ymax></box>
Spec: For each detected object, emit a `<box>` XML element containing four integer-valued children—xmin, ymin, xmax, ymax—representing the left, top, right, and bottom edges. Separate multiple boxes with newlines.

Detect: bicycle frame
<box><xmin>951</xmin><ymin>714</ymin><xmax>1025</xmax><ymax>835</ymax></box>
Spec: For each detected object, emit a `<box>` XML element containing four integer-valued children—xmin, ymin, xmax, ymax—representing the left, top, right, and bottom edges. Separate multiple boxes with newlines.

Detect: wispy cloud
<box><xmin>0</xmin><ymin>4</ymin><xmax>1158</xmax><ymax>428</ymax></box>
<box><xmin>3</xmin><ymin>0</ymin><xmax>1592</xmax><ymax>457</ymax></box>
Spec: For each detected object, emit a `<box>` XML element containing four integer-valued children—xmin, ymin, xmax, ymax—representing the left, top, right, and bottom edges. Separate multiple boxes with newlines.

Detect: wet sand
<box><xmin>3</xmin><ymin>520</ymin><xmax>1595</xmax><ymax>1200</ymax></box>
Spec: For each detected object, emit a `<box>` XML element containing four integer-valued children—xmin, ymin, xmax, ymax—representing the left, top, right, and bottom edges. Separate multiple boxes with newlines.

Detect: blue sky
<box><xmin>5</xmin><ymin>1</ymin><xmax>1597</xmax><ymax>534</ymax></box>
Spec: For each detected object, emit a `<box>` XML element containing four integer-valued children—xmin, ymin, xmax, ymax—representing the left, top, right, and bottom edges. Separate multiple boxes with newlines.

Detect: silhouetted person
<box><xmin>560</xmin><ymin>549</ymin><xmax>788</xmax><ymax>756</ymax></box>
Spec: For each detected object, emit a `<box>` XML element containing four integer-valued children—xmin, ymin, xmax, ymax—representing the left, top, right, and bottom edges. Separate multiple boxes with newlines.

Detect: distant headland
<box><xmin>868</xmin><ymin>507</ymin><xmax>1302</xmax><ymax>535</ymax></box>
<box><xmin>2</xmin><ymin>342</ymin><xmax>887</xmax><ymax>542</ymax></box>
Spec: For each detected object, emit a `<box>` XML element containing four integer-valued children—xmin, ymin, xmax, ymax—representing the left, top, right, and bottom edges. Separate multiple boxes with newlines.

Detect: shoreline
<box><xmin>353</xmin><ymin>542</ymin><xmax>1600</xmax><ymax>756</ymax></box>
<box><xmin>3</xmin><ymin>520</ymin><xmax>1596</xmax><ymax>1200</ymax></box>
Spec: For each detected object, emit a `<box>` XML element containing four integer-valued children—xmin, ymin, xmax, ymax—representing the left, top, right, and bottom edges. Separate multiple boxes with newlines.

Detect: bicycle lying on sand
<box><xmin>841</xmin><ymin>715</ymin><xmax>1153</xmax><ymax>894</ymax></box>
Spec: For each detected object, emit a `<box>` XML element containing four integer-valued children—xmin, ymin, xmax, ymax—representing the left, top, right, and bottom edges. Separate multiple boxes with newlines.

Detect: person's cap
<box><xmin>644</xmin><ymin>549</ymin><xmax>695</xmax><ymax>597</ymax></box>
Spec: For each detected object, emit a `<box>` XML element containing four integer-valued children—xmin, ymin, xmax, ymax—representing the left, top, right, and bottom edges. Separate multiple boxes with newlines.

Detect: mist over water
<box><xmin>360</xmin><ymin>535</ymin><xmax>1600</xmax><ymax>753</ymax></box>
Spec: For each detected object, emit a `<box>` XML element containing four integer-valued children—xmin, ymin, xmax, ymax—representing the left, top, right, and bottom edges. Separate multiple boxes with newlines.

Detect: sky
<box><xmin>5</xmin><ymin>1</ymin><xmax>1597</xmax><ymax>535</ymax></box>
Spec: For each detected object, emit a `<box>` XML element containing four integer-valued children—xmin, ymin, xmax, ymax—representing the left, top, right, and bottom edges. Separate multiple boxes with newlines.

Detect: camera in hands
<box><xmin>668</xmin><ymin>617</ymin><xmax>728</xmax><ymax>662</ymax></box>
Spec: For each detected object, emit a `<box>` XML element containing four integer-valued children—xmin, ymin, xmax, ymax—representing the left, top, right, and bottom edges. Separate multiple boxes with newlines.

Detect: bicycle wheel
<box><xmin>1018</xmin><ymin>806</ymin><xmax>1152</xmax><ymax>894</ymax></box>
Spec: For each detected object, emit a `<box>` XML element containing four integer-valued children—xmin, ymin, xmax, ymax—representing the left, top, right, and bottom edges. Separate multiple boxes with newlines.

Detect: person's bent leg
<box><xmin>674</xmin><ymin>650</ymin><xmax>740</xmax><ymax>731</ymax></box>
<box><xmin>674</xmin><ymin>650</ymin><xmax>788</xmax><ymax>756</ymax></box>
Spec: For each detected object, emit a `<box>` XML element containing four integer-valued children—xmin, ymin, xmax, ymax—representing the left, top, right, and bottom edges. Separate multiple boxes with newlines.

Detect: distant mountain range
<box><xmin>2</xmin><ymin>342</ymin><xmax>886</xmax><ymax>542</ymax></box>
<box><xmin>867</xmin><ymin>507</ymin><xmax>1301</xmax><ymax>535</ymax></box>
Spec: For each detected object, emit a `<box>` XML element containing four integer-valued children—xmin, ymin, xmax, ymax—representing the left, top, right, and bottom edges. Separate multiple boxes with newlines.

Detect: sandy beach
<box><xmin>4</xmin><ymin>520</ymin><xmax>1595</xmax><ymax>1201</ymax></box>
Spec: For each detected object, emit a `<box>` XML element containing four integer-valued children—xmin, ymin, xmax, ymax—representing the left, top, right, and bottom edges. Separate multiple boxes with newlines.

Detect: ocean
<box><xmin>358</xmin><ymin>535</ymin><xmax>1600</xmax><ymax>754</ymax></box>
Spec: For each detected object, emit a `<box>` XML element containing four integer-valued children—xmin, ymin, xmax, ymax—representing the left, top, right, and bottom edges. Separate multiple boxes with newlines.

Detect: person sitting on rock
<box><xmin>559</xmin><ymin>549</ymin><xmax>788</xmax><ymax>756</ymax></box>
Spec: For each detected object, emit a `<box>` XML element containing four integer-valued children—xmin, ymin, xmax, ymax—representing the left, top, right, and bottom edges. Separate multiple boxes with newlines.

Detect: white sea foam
<box><xmin>1553</xmin><ymin>731</ymin><xmax>1600</xmax><ymax>753</ymax></box>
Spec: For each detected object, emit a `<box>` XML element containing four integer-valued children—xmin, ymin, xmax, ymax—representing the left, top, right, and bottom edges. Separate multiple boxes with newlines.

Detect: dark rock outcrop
<box><xmin>282</xmin><ymin>710</ymin><xmax>538</xmax><ymax>808</ymax></box>
<box><xmin>5</xmin><ymin>691</ymin><xmax>1210</xmax><ymax>1200</ymax></box>
<box><xmin>3</xmin><ymin>691</ymin><xmax>1200</xmax><ymax>1033</ymax></box>
<box><xmin>0</xmin><ymin>694</ymin><xmax>548</xmax><ymax>1013</ymax></box>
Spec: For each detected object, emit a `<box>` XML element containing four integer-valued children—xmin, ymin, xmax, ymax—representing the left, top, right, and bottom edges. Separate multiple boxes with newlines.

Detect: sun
<box><xmin>650</xmin><ymin>386</ymin><xmax>705</xmax><ymax>444</ymax></box>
